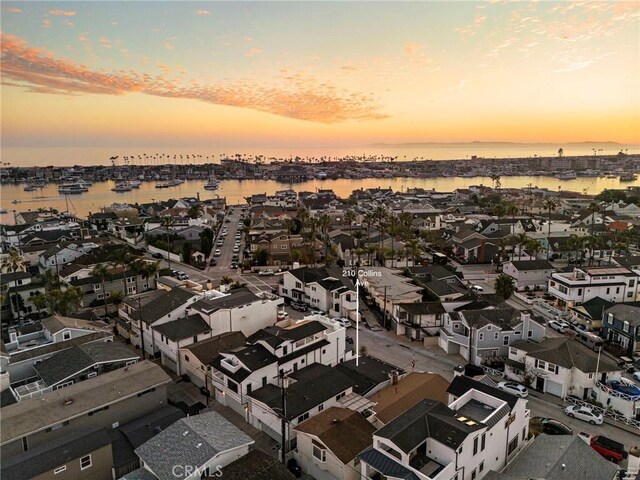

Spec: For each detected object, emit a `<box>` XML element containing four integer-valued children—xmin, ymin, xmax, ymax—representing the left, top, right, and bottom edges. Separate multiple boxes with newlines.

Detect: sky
<box><xmin>1</xmin><ymin>1</ymin><xmax>639</xmax><ymax>149</ymax></box>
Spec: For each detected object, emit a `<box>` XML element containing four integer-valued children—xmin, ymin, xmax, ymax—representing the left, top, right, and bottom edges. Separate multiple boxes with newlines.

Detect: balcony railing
<box><xmin>441</xmin><ymin>328</ymin><xmax>470</xmax><ymax>347</ymax></box>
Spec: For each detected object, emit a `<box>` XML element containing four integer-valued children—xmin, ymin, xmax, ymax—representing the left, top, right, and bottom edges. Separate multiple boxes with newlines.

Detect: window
<box><xmin>227</xmin><ymin>379</ymin><xmax>238</xmax><ymax>394</ymax></box>
<box><xmin>509</xmin><ymin>347</ymin><xmax>517</xmax><ymax>356</ymax></box>
<box><xmin>80</xmin><ymin>455</ymin><xmax>92</xmax><ymax>470</ymax></box>
<box><xmin>246</xmin><ymin>384</ymin><xmax>252</xmax><ymax>395</ymax></box>
<box><xmin>508</xmin><ymin>437</ymin><xmax>519</xmax><ymax>455</ymax></box>
<box><xmin>184</xmin><ymin>355</ymin><xmax>189</xmax><ymax>361</ymax></box>
<box><xmin>336</xmin><ymin>392</ymin><xmax>346</xmax><ymax>400</ymax></box>
<box><xmin>577</xmin><ymin>289</ymin><xmax>582</xmax><ymax>296</ymax></box>
<box><xmin>97</xmin><ymin>293</ymin><xmax>104</xmax><ymax>300</ymax></box>
<box><xmin>478</xmin><ymin>333</ymin><xmax>484</xmax><ymax>341</ymax></box>
<box><xmin>473</xmin><ymin>436</ymin><xmax>479</xmax><ymax>455</ymax></box>
<box><xmin>607</xmin><ymin>314</ymin><xmax>614</xmax><ymax>324</ymax></box>
<box><xmin>503</xmin><ymin>336</ymin><xmax>509</xmax><ymax>345</ymax></box>
<box><xmin>627</xmin><ymin>292</ymin><xmax>633</xmax><ymax>298</ymax></box>
<box><xmin>630</xmin><ymin>280</ymin><xmax>635</xmax><ymax>288</ymax></box>
<box><xmin>318</xmin><ymin>404</ymin><xmax>324</xmax><ymax>412</ymax></box>
<box><xmin>528</xmin><ymin>330</ymin><xmax>533</xmax><ymax>338</ymax></box>
<box><xmin>522</xmin><ymin>427</ymin><xmax>527</xmax><ymax>441</ymax></box>
<box><xmin>94</xmin><ymin>284</ymin><xmax>101</xmax><ymax>290</ymax></box>
<box><xmin>481</xmin><ymin>433</ymin><xmax>486</xmax><ymax>451</ymax></box>
<box><xmin>262</xmin><ymin>376</ymin><xmax>267</xmax><ymax>387</ymax></box>
<box><xmin>471</xmin><ymin>468</ymin><xmax>477</xmax><ymax>480</ymax></box>
<box><xmin>22</xmin><ymin>437</ymin><xmax>28</xmax><ymax>452</ymax></box>
<box><xmin>606</xmin><ymin>288</ymin><xmax>610</xmax><ymax>295</ymax></box>
<box><xmin>624</xmin><ymin>321</ymin><xmax>630</xmax><ymax>333</ymax></box>
<box><xmin>616</xmin><ymin>287</ymin><xmax>620</xmax><ymax>294</ymax></box>
<box><xmin>494</xmin><ymin>332</ymin><xmax>499</xmax><ymax>340</ymax></box>
<box><xmin>297</xmin><ymin>412</ymin><xmax>309</xmax><ymax>423</ymax></box>
<box><xmin>312</xmin><ymin>442</ymin><xmax>327</xmax><ymax>462</ymax></box>
<box><xmin>54</xmin><ymin>466</ymin><xmax>67</xmax><ymax>474</ymax></box>
<box><xmin>479</xmin><ymin>461</ymin><xmax>485</xmax><ymax>473</ymax></box>
<box><xmin>63</xmin><ymin>331</ymin><xmax>71</xmax><ymax>340</ymax></box>
<box><xmin>87</xmin><ymin>372</ymin><xmax>97</xmax><ymax>378</ymax></box>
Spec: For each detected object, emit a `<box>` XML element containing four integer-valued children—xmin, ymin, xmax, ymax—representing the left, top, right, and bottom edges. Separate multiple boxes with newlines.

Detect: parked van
<box><xmin>471</xmin><ymin>285</ymin><xmax>484</xmax><ymax>293</ymax></box>
<box><xmin>574</xmin><ymin>331</ymin><xmax>604</xmax><ymax>351</ymax></box>
<box><xmin>432</xmin><ymin>252</ymin><xmax>448</xmax><ymax>265</ymax></box>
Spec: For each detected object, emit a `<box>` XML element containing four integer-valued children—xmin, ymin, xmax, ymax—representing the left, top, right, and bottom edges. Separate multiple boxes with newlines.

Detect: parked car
<box><xmin>176</xmin><ymin>271</ymin><xmax>189</xmax><ymax>280</ymax></box>
<box><xmin>548</xmin><ymin>320</ymin><xmax>569</xmax><ymax>333</ymax></box>
<box><xmin>589</xmin><ymin>435</ymin><xmax>628</xmax><ymax>463</ymax></box>
<box><xmin>291</xmin><ymin>301</ymin><xmax>308</xmax><ymax>312</ymax></box>
<box><xmin>608</xmin><ymin>380</ymin><xmax>640</xmax><ymax>398</ymax></box>
<box><xmin>214</xmin><ymin>249</ymin><xmax>221</xmax><ymax>257</ymax></box>
<box><xmin>617</xmin><ymin>356</ymin><xmax>637</xmax><ymax>373</ymax></box>
<box><xmin>152</xmin><ymin>252</ymin><xmax>163</xmax><ymax>259</ymax></box>
<box><xmin>209</xmin><ymin>258</ymin><xmax>217</xmax><ymax>266</ymax></box>
<box><xmin>231</xmin><ymin>262</ymin><xmax>238</xmax><ymax>269</ymax></box>
<box><xmin>233</xmin><ymin>246</ymin><xmax>240</xmax><ymax>253</ymax></box>
<box><xmin>309</xmin><ymin>309</ymin><xmax>324</xmax><ymax>316</ymax></box>
<box><xmin>633</xmin><ymin>371</ymin><xmax>640</xmax><ymax>382</ymax></box>
<box><xmin>564</xmin><ymin>405</ymin><xmax>603</xmax><ymax>425</ymax></box>
<box><xmin>538</xmin><ymin>418</ymin><xmax>573</xmax><ymax>435</ymax></box>
<box><xmin>334</xmin><ymin>318</ymin><xmax>352</xmax><ymax>328</ymax></box>
<box><xmin>258</xmin><ymin>269</ymin><xmax>274</xmax><ymax>276</ymax></box>
<box><xmin>171</xmin><ymin>270</ymin><xmax>179</xmax><ymax>277</ymax></box>
<box><xmin>471</xmin><ymin>285</ymin><xmax>484</xmax><ymax>293</ymax></box>
<box><xmin>497</xmin><ymin>381</ymin><xmax>528</xmax><ymax>398</ymax></box>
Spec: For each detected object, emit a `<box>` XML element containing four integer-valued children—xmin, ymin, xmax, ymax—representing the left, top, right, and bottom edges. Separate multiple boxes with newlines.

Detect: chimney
<box><xmin>392</xmin><ymin>371</ymin><xmax>399</xmax><ymax>385</ymax></box>
<box><xmin>453</xmin><ymin>365</ymin><xmax>465</xmax><ymax>378</ymax></box>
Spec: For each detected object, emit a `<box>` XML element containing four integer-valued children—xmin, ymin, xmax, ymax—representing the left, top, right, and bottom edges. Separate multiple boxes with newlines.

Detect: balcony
<box><xmin>440</xmin><ymin>328</ymin><xmax>469</xmax><ymax>347</ymax></box>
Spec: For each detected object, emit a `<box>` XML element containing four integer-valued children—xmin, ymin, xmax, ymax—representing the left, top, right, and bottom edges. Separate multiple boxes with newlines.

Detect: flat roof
<box><xmin>1</xmin><ymin>360</ymin><xmax>171</xmax><ymax>445</ymax></box>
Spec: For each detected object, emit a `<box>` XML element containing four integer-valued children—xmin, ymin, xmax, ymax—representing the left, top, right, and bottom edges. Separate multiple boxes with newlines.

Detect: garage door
<box><xmin>545</xmin><ymin>379</ymin><xmax>563</xmax><ymax>397</ymax></box>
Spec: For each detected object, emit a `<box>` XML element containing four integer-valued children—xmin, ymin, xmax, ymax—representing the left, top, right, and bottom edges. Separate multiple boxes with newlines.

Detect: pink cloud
<box><xmin>48</xmin><ymin>9</ymin><xmax>76</xmax><ymax>16</ymax></box>
<box><xmin>3</xmin><ymin>7</ymin><xmax>22</xmax><ymax>13</ymax></box>
<box><xmin>404</xmin><ymin>43</ymin><xmax>424</xmax><ymax>55</ymax></box>
<box><xmin>195</xmin><ymin>10</ymin><xmax>210</xmax><ymax>16</ymax></box>
<box><xmin>245</xmin><ymin>47</ymin><xmax>262</xmax><ymax>58</ymax></box>
<box><xmin>0</xmin><ymin>33</ymin><xmax>387</xmax><ymax>123</ymax></box>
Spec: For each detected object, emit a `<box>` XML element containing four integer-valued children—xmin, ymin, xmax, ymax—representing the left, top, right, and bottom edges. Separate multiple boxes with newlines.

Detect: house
<box><xmin>1</xmin><ymin>315</ymin><xmax>113</xmax><ymax>385</ymax></box>
<box><xmin>211</xmin><ymin>317</ymin><xmax>351</xmax><ymax>417</ymax></box>
<box><xmin>1</xmin><ymin>271</ymin><xmax>46</xmax><ymax>320</ymax></box>
<box><xmin>486</xmin><ymin>434</ymin><xmax>618</xmax><ymax>480</ymax></box>
<box><xmin>39</xmin><ymin>241</ymin><xmax>99</xmax><ymax>271</ymax></box>
<box><xmin>0</xmin><ymin>361</ymin><xmax>171</xmax><ymax>460</ymax></box>
<box><xmin>1</xmin><ymin>427</ymin><xmax>113</xmax><ymax>480</ymax></box>
<box><xmin>392</xmin><ymin>302</ymin><xmax>447</xmax><ymax>339</ymax></box>
<box><xmin>11</xmin><ymin>342</ymin><xmax>138</xmax><ymax>401</ymax></box>
<box><xmin>70</xmin><ymin>266</ymin><xmax>157</xmax><ymax>308</ymax></box>
<box><xmin>280</xmin><ymin>267</ymin><xmax>358</xmax><ymax>319</ymax></box>
<box><xmin>178</xmin><ymin>331</ymin><xmax>246</xmax><ymax>388</ymax></box>
<box><xmin>335</xmin><ymin>355</ymin><xmax>406</xmax><ymax>397</ymax></box>
<box><xmin>502</xmin><ymin>260</ymin><xmax>556</xmax><ymax>291</ymax></box>
<box><xmin>439</xmin><ymin>308</ymin><xmax>546</xmax><ymax>365</ymax></box>
<box><xmin>504</xmin><ymin>337</ymin><xmax>621</xmax><ymax>399</ymax></box>
<box><xmin>250</xmin><ymin>231</ymin><xmax>305</xmax><ymax>266</ymax></box>
<box><xmin>568</xmin><ymin>297</ymin><xmax>614</xmax><ymax>330</ymax></box>
<box><xmin>111</xmin><ymin>405</ymin><xmax>185</xmax><ymax>479</ymax></box>
<box><xmin>88</xmin><ymin>211</ymin><xmax>118</xmax><ymax>232</ymax></box>
<box><xmin>190</xmin><ymin>287</ymin><xmax>283</xmax><ymax>336</ymax></box>
<box><xmin>294</xmin><ymin>407</ymin><xmax>376</xmax><ymax>480</ymax></box>
<box><xmin>359</xmin><ymin>374</ymin><xmax>530</xmax><ymax>480</ymax></box>
<box><xmin>152</xmin><ymin>312</ymin><xmax>212</xmax><ymax>373</ymax></box>
<box><xmin>548</xmin><ymin>266</ymin><xmax>640</xmax><ymax>307</ymax></box>
<box><xmin>602</xmin><ymin>303</ymin><xmax>640</xmax><ymax>356</ymax></box>
<box><xmin>131</xmin><ymin>411</ymin><xmax>254</xmax><ymax>480</ymax></box>
<box><xmin>357</xmin><ymin>267</ymin><xmax>423</xmax><ymax>320</ymax></box>
<box><xmin>247</xmin><ymin>363</ymin><xmax>369</xmax><ymax>453</ymax></box>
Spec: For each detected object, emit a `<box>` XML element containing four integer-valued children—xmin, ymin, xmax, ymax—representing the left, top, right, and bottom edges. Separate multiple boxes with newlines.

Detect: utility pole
<box><xmin>137</xmin><ymin>296</ymin><xmax>146</xmax><ymax>360</ymax></box>
<box><xmin>280</xmin><ymin>370</ymin><xmax>290</xmax><ymax>464</ymax></box>
<box><xmin>383</xmin><ymin>285</ymin><xmax>388</xmax><ymax>330</ymax></box>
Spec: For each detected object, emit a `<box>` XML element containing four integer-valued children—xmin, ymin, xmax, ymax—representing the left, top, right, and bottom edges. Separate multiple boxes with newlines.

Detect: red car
<box><xmin>589</xmin><ymin>435</ymin><xmax>627</xmax><ymax>463</ymax></box>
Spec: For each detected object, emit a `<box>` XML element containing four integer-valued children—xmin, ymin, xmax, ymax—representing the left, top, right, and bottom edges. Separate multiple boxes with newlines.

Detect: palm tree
<box><xmin>32</xmin><ymin>293</ymin><xmax>48</xmax><ymax>318</ymax></box>
<box><xmin>524</xmin><ymin>239</ymin><xmax>542</xmax><ymax>260</ymax></box>
<box><xmin>142</xmin><ymin>261</ymin><xmax>160</xmax><ymax>291</ymax></box>
<box><xmin>495</xmin><ymin>273</ymin><xmax>515</xmax><ymax>300</ymax></box>
<box><xmin>187</xmin><ymin>204</ymin><xmax>203</xmax><ymax>219</ymax></box>
<box><xmin>221</xmin><ymin>275</ymin><xmax>233</xmax><ymax>285</ymax></box>
<box><xmin>296</xmin><ymin>206</ymin><xmax>310</xmax><ymax>241</ymax></box>
<box><xmin>130</xmin><ymin>258</ymin><xmax>146</xmax><ymax>296</ymax></box>
<box><xmin>1</xmin><ymin>248</ymin><xmax>27</xmax><ymax>273</ymax></box>
<box><xmin>316</xmin><ymin>213</ymin><xmax>331</xmax><ymax>260</ymax></box>
<box><xmin>284</xmin><ymin>218</ymin><xmax>297</xmax><ymax>266</ymax></box>
<box><xmin>91</xmin><ymin>264</ymin><xmax>112</xmax><ymax>316</ymax></box>
<box><xmin>344</xmin><ymin>209</ymin><xmax>356</xmax><ymax>227</ymax></box>
<box><xmin>512</xmin><ymin>232</ymin><xmax>529</xmax><ymax>260</ymax></box>
<box><xmin>160</xmin><ymin>216</ymin><xmax>175</xmax><ymax>268</ymax></box>
<box><xmin>404</xmin><ymin>238</ymin><xmax>423</xmax><ymax>267</ymax></box>
<box><xmin>543</xmin><ymin>199</ymin><xmax>557</xmax><ymax>260</ymax></box>
<box><xmin>566</xmin><ymin>234</ymin><xmax>584</xmax><ymax>264</ymax></box>
<box><xmin>588</xmin><ymin>202</ymin><xmax>601</xmax><ymax>237</ymax></box>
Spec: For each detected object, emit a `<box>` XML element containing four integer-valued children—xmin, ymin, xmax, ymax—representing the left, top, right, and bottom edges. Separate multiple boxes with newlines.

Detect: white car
<box><xmin>548</xmin><ymin>320</ymin><xmax>569</xmax><ymax>333</ymax></box>
<box><xmin>564</xmin><ymin>405</ymin><xmax>603</xmax><ymax>425</ymax></box>
<box><xmin>497</xmin><ymin>381</ymin><xmax>528</xmax><ymax>398</ymax></box>
<box><xmin>334</xmin><ymin>318</ymin><xmax>352</xmax><ymax>328</ymax></box>
<box><xmin>258</xmin><ymin>269</ymin><xmax>274</xmax><ymax>276</ymax></box>
<box><xmin>214</xmin><ymin>249</ymin><xmax>221</xmax><ymax>257</ymax></box>
<box><xmin>471</xmin><ymin>285</ymin><xmax>484</xmax><ymax>293</ymax></box>
<box><xmin>633</xmin><ymin>371</ymin><xmax>640</xmax><ymax>382</ymax></box>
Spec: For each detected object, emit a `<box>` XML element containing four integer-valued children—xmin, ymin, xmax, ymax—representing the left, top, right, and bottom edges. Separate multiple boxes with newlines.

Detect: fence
<box><xmin>564</xmin><ymin>394</ymin><xmax>640</xmax><ymax>430</ymax></box>
<box><xmin>147</xmin><ymin>244</ymin><xmax>182</xmax><ymax>263</ymax></box>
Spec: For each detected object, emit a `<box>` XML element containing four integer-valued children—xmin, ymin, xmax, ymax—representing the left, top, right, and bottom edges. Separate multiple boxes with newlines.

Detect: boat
<box><xmin>155</xmin><ymin>181</ymin><xmax>170</xmax><ymax>188</ymax></box>
<box><xmin>129</xmin><ymin>180</ymin><xmax>142</xmax><ymax>188</ymax></box>
<box><xmin>111</xmin><ymin>183</ymin><xmax>133</xmax><ymax>192</ymax></box>
<box><xmin>0</xmin><ymin>209</ymin><xmax>8</xmax><ymax>214</ymax></box>
<box><xmin>620</xmin><ymin>174</ymin><xmax>637</xmax><ymax>182</ymax></box>
<box><xmin>23</xmin><ymin>185</ymin><xmax>37</xmax><ymax>192</ymax></box>
<box><xmin>317</xmin><ymin>171</ymin><xmax>328</xmax><ymax>180</ymax></box>
<box><xmin>203</xmin><ymin>177</ymin><xmax>219</xmax><ymax>190</ymax></box>
<box><xmin>555</xmin><ymin>171</ymin><xmax>577</xmax><ymax>180</ymax></box>
<box><xmin>58</xmin><ymin>182</ymin><xmax>89</xmax><ymax>194</ymax></box>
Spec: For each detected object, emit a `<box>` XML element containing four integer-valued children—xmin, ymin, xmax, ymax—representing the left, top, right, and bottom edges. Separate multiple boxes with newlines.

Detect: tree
<box><xmin>284</xmin><ymin>218</ymin><xmax>297</xmax><ymax>265</ymax></box>
<box><xmin>558</xmin><ymin>148</ymin><xmax>564</xmax><ymax>158</ymax></box>
<box><xmin>91</xmin><ymin>264</ymin><xmax>112</xmax><ymax>317</ymax></box>
<box><xmin>512</xmin><ymin>232</ymin><xmax>529</xmax><ymax>260</ymax></box>
<box><xmin>32</xmin><ymin>293</ymin><xmax>48</xmax><ymax>318</ymax></box>
<box><xmin>221</xmin><ymin>276</ymin><xmax>233</xmax><ymax>285</ymax></box>
<box><xmin>142</xmin><ymin>261</ymin><xmax>160</xmax><ymax>291</ymax></box>
<box><xmin>344</xmin><ymin>209</ymin><xmax>356</xmax><ymax>227</ymax></box>
<box><xmin>200</xmin><ymin>228</ymin><xmax>214</xmax><ymax>256</ymax></box>
<box><xmin>588</xmin><ymin>201</ymin><xmax>601</xmax><ymax>237</ymax></box>
<box><xmin>188</xmin><ymin>204</ymin><xmax>203</xmax><ymax>219</ymax></box>
<box><xmin>1</xmin><ymin>248</ymin><xmax>27</xmax><ymax>273</ymax></box>
<box><xmin>316</xmin><ymin>213</ymin><xmax>331</xmax><ymax>260</ymax></box>
<box><xmin>524</xmin><ymin>239</ymin><xmax>542</xmax><ymax>259</ymax></box>
<box><xmin>254</xmin><ymin>248</ymin><xmax>269</xmax><ymax>266</ymax></box>
<box><xmin>130</xmin><ymin>258</ymin><xmax>146</xmax><ymax>296</ymax></box>
<box><xmin>160</xmin><ymin>216</ymin><xmax>175</xmax><ymax>268</ymax></box>
<box><xmin>182</xmin><ymin>242</ymin><xmax>192</xmax><ymax>265</ymax></box>
<box><xmin>495</xmin><ymin>274</ymin><xmax>516</xmax><ymax>300</ymax></box>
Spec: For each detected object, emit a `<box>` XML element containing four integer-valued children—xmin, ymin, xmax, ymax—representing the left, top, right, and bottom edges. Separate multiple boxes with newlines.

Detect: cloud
<box><xmin>0</xmin><ymin>33</ymin><xmax>387</xmax><ymax>123</ymax></box>
<box><xmin>404</xmin><ymin>43</ymin><xmax>425</xmax><ymax>55</ymax></box>
<box><xmin>3</xmin><ymin>7</ymin><xmax>22</xmax><ymax>13</ymax></box>
<box><xmin>156</xmin><ymin>61</ymin><xmax>172</xmax><ymax>75</ymax></box>
<box><xmin>48</xmin><ymin>9</ymin><xmax>76</xmax><ymax>16</ymax></box>
<box><xmin>245</xmin><ymin>47</ymin><xmax>262</xmax><ymax>58</ymax></box>
<box><xmin>99</xmin><ymin>37</ymin><xmax>112</xmax><ymax>49</ymax></box>
<box><xmin>42</xmin><ymin>17</ymin><xmax>52</xmax><ymax>28</ymax></box>
<box><xmin>195</xmin><ymin>10</ymin><xmax>210</xmax><ymax>16</ymax></box>
<box><xmin>63</xmin><ymin>19</ymin><xmax>74</xmax><ymax>27</ymax></box>
<box><xmin>164</xmin><ymin>42</ymin><xmax>175</xmax><ymax>51</ymax></box>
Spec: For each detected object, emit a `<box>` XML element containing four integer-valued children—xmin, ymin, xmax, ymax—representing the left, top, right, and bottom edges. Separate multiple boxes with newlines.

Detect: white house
<box><xmin>359</xmin><ymin>375</ymin><xmax>530</xmax><ymax>480</ymax></box>
<box><xmin>38</xmin><ymin>242</ymin><xmax>98</xmax><ymax>271</ymax></box>
<box><xmin>502</xmin><ymin>260</ymin><xmax>556</xmax><ymax>291</ymax></box>
<box><xmin>548</xmin><ymin>266</ymin><xmax>640</xmax><ymax>307</ymax></box>
<box><xmin>504</xmin><ymin>337</ymin><xmax>622</xmax><ymax>399</ymax></box>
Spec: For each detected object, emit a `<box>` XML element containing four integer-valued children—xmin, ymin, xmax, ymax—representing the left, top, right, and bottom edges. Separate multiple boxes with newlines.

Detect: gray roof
<box><xmin>152</xmin><ymin>314</ymin><xmax>211</xmax><ymax>341</ymax></box>
<box><xmin>396</xmin><ymin>302</ymin><xmax>446</xmax><ymax>315</ymax></box>
<box><xmin>336</xmin><ymin>355</ymin><xmax>405</xmax><ymax>395</ymax></box>
<box><xmin>512</xmin><ymin>337</ymin><xmax>619</xmax><ymax>373</ymax></box>
<box><xmin>359</xmin><ymin>448</ymin><xmax>420</xmax><ymax>480</ymax></box>
<box><xmin>375</xmin><ymin>399</ymin><xmax>483</xmax><ymax>453</ymax></box>
<box><xmin>191</xmin><ymin>287</ymin><xmax>259</xmax><ymax>314</ymax></box>
<box><xmin>119</xmin><ymin>405</ymin><xmax>185</xmax><ymax>448</ymax></box>
<box><xmin>246</xmin><ymin>321</ymin><xmax>327</xmax><ymax>347</ymax></box>
<box><xmin>135</xmin><ymin>411</ymin><xmax>254</xmax><ymax>480</ymax></box>
<box><xmin>501</xmin><ymin>434</ymin><xmax>619</xmax><ymax>480</ymax></box>
<box><xmin>509</xmin><ymin>260</ymin><xmax>555</xmax><ymax>271</ymax></box>
<box><xmin>460</xmin><ymin>307</ymin><xmax>524</xmax><ymax>330</ymax></box>
<box><xmin>219</xmin><ymin>449</ymin><xmax>296</xmax><ymax>480</ymax></box>
<box><xmin>121</xmin><ymin>468</ymin><xmax>160</xmax><ymax>480</ymax></box>
<box><xmin>0</xmin><ymin>271</ymin><xmax>31</xmax><ymax>285</ymax></box>
<box><xmin>183</xmin><ymin>331</ymin><xmax>247</xmax><ymax>365</ymax></box>
<box><xmin>33</xmin><ymin>342</ymin><xmax>139</xmax><ymax>386</ymax></box>
<box><xmin>249</xmin><ymin>363</ymin><xmax>356</xmax><ymax>420</ymax></box>
<box><xmin>604</xmin><ymin>303</ymin><xmax>640</xmax><ymax>327</ymax></box>
<box><xmin>137</xmin><ymin>287</ymin><xmax>197</xmax><ymax>325</ymax></box>
<box><xmin>447</xmin><ymin>375</ymin><xmax>518</xmax><ymax>409</ymax></box>
<box><xmin>0</xmin><ymin>428</ymin><xmax>111</xmax><ymax>480</ymax></box>
<box><xmin>212</xmin><ymin>344</ymin><xmax>277</xmax><ymax>382</ymax></box>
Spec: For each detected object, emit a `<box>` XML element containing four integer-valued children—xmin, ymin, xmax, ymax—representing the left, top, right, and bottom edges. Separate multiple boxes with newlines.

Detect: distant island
<box><xmin>370</xmin><ymin>141</ymin><xmax>624</xmax><ymax>147</ymax></box>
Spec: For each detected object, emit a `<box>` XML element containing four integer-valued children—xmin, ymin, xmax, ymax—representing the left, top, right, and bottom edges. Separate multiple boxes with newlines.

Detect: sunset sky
<box><xmin>1</xmin><ymin>1</ymin><xmax>639</xmax><ymax>149</ymax></box>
